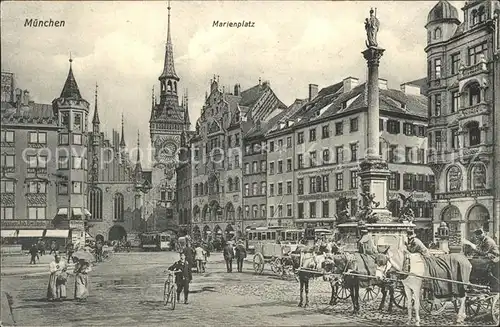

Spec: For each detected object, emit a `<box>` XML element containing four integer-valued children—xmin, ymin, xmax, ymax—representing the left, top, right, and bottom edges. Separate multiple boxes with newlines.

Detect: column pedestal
<box><xmin>358</xmin><ymin>159</ymin><xmax>392</xmax><ymax>221</ymax></box>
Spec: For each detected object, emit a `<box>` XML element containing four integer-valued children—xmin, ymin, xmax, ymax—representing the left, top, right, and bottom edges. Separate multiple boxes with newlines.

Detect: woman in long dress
<box><xmin>47</xmin><ymin>254</ymin><xmax>68</xmax><ymax>301</ymax></box>
<box><xmin>74</xmin><ymin>259</ymin><xmax>92</xmax><ymax>301</ymax></box>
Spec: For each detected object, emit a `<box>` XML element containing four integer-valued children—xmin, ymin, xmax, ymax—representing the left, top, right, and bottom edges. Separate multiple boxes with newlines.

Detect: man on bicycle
<box><xmin>168</xmin><ymin>252</ymin><xmax>192</xmax><ymax>304</ymax></box>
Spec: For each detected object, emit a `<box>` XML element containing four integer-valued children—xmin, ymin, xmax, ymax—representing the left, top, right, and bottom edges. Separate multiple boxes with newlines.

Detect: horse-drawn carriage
<box><xmin>252</xmin><ymin>242</ymin><xmax>299</xmax><ymax>280</ymax></box>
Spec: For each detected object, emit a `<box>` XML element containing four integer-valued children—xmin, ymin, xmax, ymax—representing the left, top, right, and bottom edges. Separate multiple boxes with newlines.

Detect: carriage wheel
<box><xmin>420</xmin><ymin>288</ymin><xmax>447</xmax><ymax>315</ymax></box>
<box><xmin>491</xmin><ymin>294</ymin><xmax>499</xmax><ymax>325</ymax></box>
<box><xmin>269</xmin><ymin>257</ymin><xmax>278</xmax><ymax>273</ymax></box>
<box><xmin>462</xmin><ymin>298</ymin><xmax>482</xmax><ymax>318</ymax></box>
<box><xmin>336</xmin><ymin>283</ymin><xmax>351</xmax><ymax>300</ymax></box>
<box><xmin>253</xmin><ymin>253</ymin><xmax>265</xmax><ymax>274</ymax></box>
<box><xmin>359</xmin><ymin>285</ymin><xmax>381</xmax><ymax>302</ymax></box>
<box><xmin>392</xmin><ymin>285</ymin><xmax>408</xmax><ymax>309</ymax></box>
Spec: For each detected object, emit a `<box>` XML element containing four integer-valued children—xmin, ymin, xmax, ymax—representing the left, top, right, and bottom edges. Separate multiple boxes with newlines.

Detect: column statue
<box><xmin>365</xmin><ymin>8</ymin><xmax>380</xmax><ymax>48</ymax></box>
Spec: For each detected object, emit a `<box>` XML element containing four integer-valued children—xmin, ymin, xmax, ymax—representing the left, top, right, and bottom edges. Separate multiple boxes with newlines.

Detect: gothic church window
<box><xmin>470</xmin><ymin>163</ymin><xmax>486</xmax><ymax>190</ymax></box>
<box><xmin>447</xmin><ymin>166</ymin><xmax>463</xmax><ymax>192</ymax></box>
<box><xmin>113</xmin><ymin>193</ymin><xmax>124</xmax><ymax>221</ymax></box>
<box><xmin>89</xmin><ymin>187</ymin><xmax>103</xmax><ymax>220</ymax></box>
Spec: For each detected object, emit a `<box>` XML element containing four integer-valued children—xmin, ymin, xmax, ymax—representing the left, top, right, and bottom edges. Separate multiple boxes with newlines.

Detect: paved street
<box><xmin>1</xmin><ymin>252</ymin><xmax>497</xmax><ymax>326</ymax></box>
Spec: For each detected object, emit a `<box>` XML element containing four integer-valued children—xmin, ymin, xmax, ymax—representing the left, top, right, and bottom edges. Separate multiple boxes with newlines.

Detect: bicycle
<box><xmin>163</xmin><ymin>270</ymin><xmax>180</xmax><ymax>310</ymax></box>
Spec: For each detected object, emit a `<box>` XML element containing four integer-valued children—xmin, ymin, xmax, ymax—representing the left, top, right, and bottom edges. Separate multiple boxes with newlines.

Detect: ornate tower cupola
<box><xmin>158</xmin><ymin>1</ymin><xmax>180</xmax><ymax>99</ymax></box>
<box><xmin>426</xmin><ymin>0</ymin><xmax>460</xmax><ymax>45</ymax></box>
<box><xmin>53</xmin><ymin>57</ymin><xmax>90</xmax><ymax>116</ymax></box>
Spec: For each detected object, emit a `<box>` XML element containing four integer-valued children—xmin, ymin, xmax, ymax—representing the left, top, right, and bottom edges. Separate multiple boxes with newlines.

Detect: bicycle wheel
<box><xmin>163</xmin><ymin>281</ymin><xmax>169</xmax><ymax>305</ymax></box>
<box><xmin>169</xmin><ymin>285</ymin><xmax>176</xmax><ymax>310</ymax></box>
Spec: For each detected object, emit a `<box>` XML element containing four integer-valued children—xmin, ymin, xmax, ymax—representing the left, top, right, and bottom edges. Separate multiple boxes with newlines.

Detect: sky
<box><xmin>1</xmin><ymin>0</ymin><xmax>465</xmax><ymax>168</ymax></box>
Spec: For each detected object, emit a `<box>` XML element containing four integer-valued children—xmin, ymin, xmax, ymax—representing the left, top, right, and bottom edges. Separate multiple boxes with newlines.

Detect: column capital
<box><xmin>362</xmin><ymin>46</ymin><xmax>385</xmax><ymax>66</ymax></box>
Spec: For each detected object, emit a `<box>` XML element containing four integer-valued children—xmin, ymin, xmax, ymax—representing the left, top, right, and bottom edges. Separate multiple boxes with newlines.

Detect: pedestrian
<box><xmin>49</xmin><ymin>240</ymin><xmax>57</xmax><ymax>255</ymax></box>
<box><xmin>29</xmin><ymin>244</ymin><xmax>39</xmax><ymax>264</ymax></box>
<box><xmin>223</xmin><ymin>241</ymin><xmax>234</xmax><ymax>273</ymax></box>
<box><xmin>194</xmin><ymin>243</ymin><xmax>207</xmax><ymax>273</ymax></box>
<box><xmin>235</xmin><ymin>240</ymin><xmax>247</xmax><ymax>272</ymax></box>
<box><xmin>66</xmin><ymin>242</ymin><xmax>74</xmax><ymax>262</ymax></box>
<box><xmin>182</xmin><ymin>239</ymin><xmax>195</xmax><ymax>269</ymax></box>
<box><xmin>95</xmin><ymin>240</ymin><xmax>103</xmax><ymax>262</ymax></box>
<box><xmin>168</xmin><ymin>252</ymin><xmax>192</xmax><ymax>304</ymax></box>
<box><xmin>47</xmin><ymin>253</ymin><xmax>68</xmax><ymax>301</ymax></box>
<box><xmin>74</xmin><ymin>259</ymin><xmax>92</xmax><ymax>302</ymax></box>
<box><xmin>37</xmin><ymin>238</ymin><xmax>45</xmax><ymax>256</ymax></box>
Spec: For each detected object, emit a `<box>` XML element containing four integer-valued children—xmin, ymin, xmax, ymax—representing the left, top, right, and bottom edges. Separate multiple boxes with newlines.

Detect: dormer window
<box><xmin>434</xmin><ymin>27</ymin><xmax>441</xmax><ymax>39</ymax></box>
<box><xmin>478</xmin><ymin>6</ymin><xmax>486</xmax><ymax>23</ymax></box>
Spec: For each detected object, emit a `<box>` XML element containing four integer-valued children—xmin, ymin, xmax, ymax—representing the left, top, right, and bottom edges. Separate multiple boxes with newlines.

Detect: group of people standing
<box><xmin>223</xmin><ymin>240</ymin><xmax>247</xmax><ymax>273</ymax></box>
<box><xmin>46</xmin><ymin>253</ymin><xmax>92</xmax><ymax>302</ymax></box>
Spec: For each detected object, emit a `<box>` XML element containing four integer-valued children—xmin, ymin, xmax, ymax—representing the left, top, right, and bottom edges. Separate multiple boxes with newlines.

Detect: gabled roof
<box><xmin>244</xmin><ymin>108</ymin><xmax>289</xmax><ymax>139</ymax></box>
<box><xmin>1</xmin><ymin>101</ymin><xmax>57</xmax><ymax>125</ymax></box>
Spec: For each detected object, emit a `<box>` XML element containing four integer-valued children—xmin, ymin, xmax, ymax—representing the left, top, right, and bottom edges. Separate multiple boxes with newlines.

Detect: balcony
<box><xmin>459</xmin><ymin>103</ymin><xmax>490</xmax><ymax>120</ymax></box>
<box><xmin>459</xmin><ymin>144</ymin><xmax>493</xmax><ymax>161</ymax></box>
<box><xmin>427</xmin><ymin>152</ymin><xmax>448</xmax><ymax>164</ymax></box>
<box><xmin>459</xmin><ymin>60</ymin><xmax>488</xmax><ymax>80</ymax></box>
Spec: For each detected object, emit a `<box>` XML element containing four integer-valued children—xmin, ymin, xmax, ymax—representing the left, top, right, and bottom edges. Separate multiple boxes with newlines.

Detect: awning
<box><xmin>18</xmin><ymin>230</ymin><xmax>44</xmax><ymax>237</ymax></box>
<box><xmin>56</xmin><ymin>208</ymin><xmax>68</xmax><ymax>215</ymax></box>
<box><xmin>1</xmin><ymin>230</ymin><xmax>18</xmax><ymax>237</ymax></box>
<box><xmin>44</xmin><ymin>229</ymin><xmax>69</xmax><ymax>238</ymax></box>
<box><xmin>72</xmin><ymin>208</ymin><xmax>83</xmax><ymax>216</ymax></box>
<box><xmin>83</xmin><ymin>209</ymin><xmax>92</xmax><ymax>217</ymax></box>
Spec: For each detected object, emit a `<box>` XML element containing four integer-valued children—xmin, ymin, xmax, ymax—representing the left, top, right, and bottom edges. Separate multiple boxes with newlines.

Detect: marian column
<box><xmin>358</xmin><ymin>8</ymin><xmax>392</xmax><ymax>220</ymax></box>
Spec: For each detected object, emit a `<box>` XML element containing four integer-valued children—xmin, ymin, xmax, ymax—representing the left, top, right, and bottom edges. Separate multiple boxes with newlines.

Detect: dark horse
<box><xmin>324</xmin><ymin>253</ymin><xmax>397</xmax><ymax>313</ymax></box>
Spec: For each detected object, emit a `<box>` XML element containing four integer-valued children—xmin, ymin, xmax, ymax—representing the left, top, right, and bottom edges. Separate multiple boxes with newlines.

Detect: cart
<box><xmin>253</xmin><ymin>242</ymin><xmax>299</xmax><ymax>280</ymax></box>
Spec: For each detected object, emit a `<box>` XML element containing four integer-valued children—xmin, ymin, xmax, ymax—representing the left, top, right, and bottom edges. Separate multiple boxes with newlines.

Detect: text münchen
<box><xmin>24</xmin><ymin>19</ymin><xmax>65</xmax><ymax>27</ymax></box>
<box><xmin>212</xmin><ymin>20</ymin><xmax>255</xmax><ymax>28</ymax></box>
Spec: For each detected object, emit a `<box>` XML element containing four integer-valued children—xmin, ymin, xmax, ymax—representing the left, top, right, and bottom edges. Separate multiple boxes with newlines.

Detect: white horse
<box><xmin>297</xmin><ymin>250</ymin><xmax>327</xmax><ymax>307</ymax></box>
<box><xmin>375</xmin><ymin>248</ymin><xmax>469</xmax><ymax>326</ymax></box>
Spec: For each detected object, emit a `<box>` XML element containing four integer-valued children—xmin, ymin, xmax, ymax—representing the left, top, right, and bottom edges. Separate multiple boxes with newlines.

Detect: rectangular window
<box><xmin>336</xmin><ymin>146</ymin><xmax>344</xmax><ymax>163</ymax></box>
<box><xmin>28</xmin><ymin>207</ymin><xmax>46</xmax><ymax>220</ymax></box>
<box><xmin>403</xmin><ymin>174</ymin><xmax>412</xmax><ymax>191</ymax></box>
<box><xmin>309</xmin><ymin>151</ymin><xmax>317</xmax><ymax>167</ymax></box>
<box><xmin>269</xmin><ymin>162</ymin><xmax>274</xmax><ymax>174</ymax></box>
<box><xmin>309</xmin><ymin>202</ymin><xmax>316</xmax><ymax>218</ymax></box>
<box><xmin>322</xmin><ymin>175</ymin><xmax>329</xmax><ymax>192</ymax></box>
<box><xmin>322</xmin><ymin>125</ymin><xmax>329</xmax><ymax>139</ymax></box>
<box><xmin>277</xmin><ymin>139</ymin><xmax>283</xmax><ymax>149</ymax></box>
<box><xmin>309</xmin><ymin>177</ymin><xmax>317</xmax><ymax>194</ymax></box>
<box><xmin>72</xmin><ymin>182</ymin><xmax>82</xmax><ymax>194</ymax></box>
<box><xmin>269</xmin><ymin>141</ymin><xmax>274</xmax><ymax>152</ymax></box>
<box><xmin>235</xmin><ymin>134</ymin><xmax>240</xmax><ymax>146</ymax></box>
<box><xmin>286</xmin><ymin>159</ymin><xmax>292</xmax><ymax>172</ymax></box>
<box><xmin>452</xmin><ymin>128</ymin><xmax>460</xmax><ymax>149</ymax></box>
<box><xmin>435</xmin><ymin>131</ymin><xmax>443</xmax><ymax>151</ymax></box>
<box><xmin>245</xmin><ymin>145</ymin><xmax>251</xmax><ymax>155</ymax></box>
<box><xmin>297</xmin><ymin>154</ymin><xmax>303</xmax><ymax>169</ymax></box>
<box><xmin>244</xmin><ymin>163</ymin><xmax>250</xmax><ymax>174</ymax></box>
<box><xmin>298</xmin><ymin>203</ymin><xmax>304</xmax><ymax>219</ymax></box>
<box><xmin>73</xmin><ymin>134</ymin><xmax>82</xmax><ymax>145</ymax></box>
<box><xmin>309</xmin><ymin>129</ymin><xmax>316</xmax><ymax>141</ymax></box>
<box><xmin>405</xmin><ymin>147</ymin><xmax>413</xmax><ymax>163</ymax></box>
<box><xmin>351</xmin><ymin>199</ymin><xmax>358</xmax><ymax>216</ymax></box>
<box><xmin>322</xmin><ymin>149</ymin><xmax>330</xmax><ymax>164</ymax></box>
<box><xmin>252</xmin><ymin>161</ymin><xmax>258</xmax><ymax>173</ymax></box>
<box><xmin>286</xmin><ymin>181</ymin><xmax>292</xmax><ymax>194</ymax></box>
<box><xmin>277</xmin><ymin>205</ymin><xmax>283</xmax><ymax>218</ymax></box>
<box><xmin>379</xmin><ymin>119</ymin><xmax>384</xmax><ymax>131</ymax></box>
<box><xmin>297</xmin><ymin>132</ymin><xmax>304</xmax><ymax>144</ymax></box>
<box><xmin>434</xmin><ymin>58</ymin><xmax>442</xmax><ymax>79</ymax></box>
<box><xmin>58</xmin><ymin>183</ymin><xmax>68</xmax><ymax>194</ymax></box>
<box><xmin>269</xmin><ymin>206</ymin><xmax>274</xmax><ymax>218</ymax></box>
<box><xmin>434</xmin><ymin>94</ymin><xmax>441</xmax><ymax>116</ymax></box>
<box><xmin>286</xmin><ymin>137</ymin><xmax>292</xmax><ymax>148</ymax></box>
<box><xmin>350</xmin><ymin>118</ymin><xmax>359</xmax><ymax>132</ymax></box>
<box><xmin>28</xmin><ymin>131</ymin><xmax>47</xmax><ymax>144</ymax></box>
<box><xmin>73</xmin><ymin>113</ymin><xmax>82</xmax><ymax>131</ymax></box>
<box><xmin>451</xmin><ymin>91</ymin><xmax>460</xmax><ymax>113</ymax></box>
<box><xmin>0</xmin><ymin>180</ymin><xmax>15</xmax><ymax>193</ymax></box>
<box><xmin>335</xmin><ymin>172</ymin><xmax>343</xmax><ymax>190</ymax></box>
<box><xmin>277</xmin><ymin>160</ymin><xmax>283</xmax><ymax>174</ymax></box>
<box><xmin>0</xmin><ymin>131</ymin><xmax>14</xmax><ymax>143</ymax></box>
<box><xmin>277</xmin><ymin>182</ymin><xmax>283</xmax><ymax>196</ymax></box>
<box><xmin>1</xmin><ymin>207</ymin><xmax>14</xmax><ymax>220</ymax></box>
<box><xmin>235</xmin><ymin>155</ymin><xmax>240</xmax><ymax>168</ymax></box>
<box><xmin>389</xmin><ymin>172</ymin><xmax>400</xmax><ymax>190</ymax></box>
<box><xmin>335</xmin><ymin>122</ymin><xmax>343</xmax><ymax>135</ymax></box>
<box><xmin>468</xmin><ymin>42</ymin><xmax>487</xmax><ymax>65</ymax></box>
<box><xmin>287</xmin><ymin>204</ymin><xmax>292</xmax><ymax>217</ymax></box>
<box><xmin>72</xmin><ymin>156</ymin><xmax>83</xmax><ymax>170</ymax></box>
<box><xmin>322</xmin><ymin>201</ymin><xmax>329</xmax><ymax>218</ymax></box>
<box><xmin>27</xmin><ymin>155</ymin><xmax>47</xmax><ymax>168</ymax></box>
<box><xmin>417</xmin><ymin>149</ymin><xmax>425</xmax><ymax>164</ymax></box>
<box><xmin>297</xmin><ymin>178</ymin><xmax>304</xmax><ymax>195</ymax></box>
<box><xmin>387</xmin><ymin>120</ymin><xmax>400</xmax><ymax>134</ymax></box>
<box><xmin>261</xmin><ymin>204</ymin><xmax>266</xmax><ymax>218</ymax></box>
<box><xmin>350</xmin><ymin>143</ymin><xmax>358</xmax><ymax>161</ymax></box>
<box><xmin>403</xmin><ymin>123</ymin><xmax>414</xmax><ymax>136</ymax></box>
<box><xmin>350</xmin><ymin>171</ymin><xmax>357</xmax><ymax>189</ymax></box>
<box><xmin>261</xmin><ymin>182</ymin><xmax>266</xmax><ymax>195</ymax></box>
<box><xmin>244</xmin><ymin>184</ymin><xmax>250</xmax><ymax>196</ymax></box>
<box><xmin>260</xmin><ymin>160</ymin><xmax>266</xmax><ymax>172</ymax></box>
<box><xmin>28</xmin><ymin>181</ymin><xmax>47</xmax><ymax>194</ymax></box>
<box><xmin>451</xmin><ymin>53</ymin><xmax>460</xmax><ymax>75</ymax></box>
<box><xmin>1</xmin><ymin>154</ymin><xmax>15</xmax><ymax>167</ymax></box>
<box><xmin>269</xmin><ymin>184</ymin><xmax>275</xmax><ymax>196</ymax></box>
<box><xmin>61</xmin><ymin>112</ymin><xmax>70</xmax><ymax>128</ymax></box>
<box><xmin>58</xmin><ymin>156</ymin><xmax>68</xmax><ymax>169</ymax></box>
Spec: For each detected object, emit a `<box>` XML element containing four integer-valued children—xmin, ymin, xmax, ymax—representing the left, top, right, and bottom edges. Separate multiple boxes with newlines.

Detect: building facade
<box><xmin>265</xmin><ymin>77</ymin><xmax>435</xmax><ymax>241</ymax></box>
<box><xmin>425</xmin><ymin>0</ymin><xmax>500</xmax><ymax>248</ymax></box>
<box><xmin>176</xmin><ymin>130</ymin><xmax>195</xmax><ymax>235</ymax></box>
<box><xmin>147</xmin><ymin>4</ymin><xmax>191</xmax><ymax>233</ymax></box>
<box><xmin>190</xmin><ymin>78</ymin><xmax>286</xmax><ymax>241</ymax></box>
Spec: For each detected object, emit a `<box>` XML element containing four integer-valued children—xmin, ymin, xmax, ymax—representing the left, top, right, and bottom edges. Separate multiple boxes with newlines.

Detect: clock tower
<box><xmin>149</xmin><ymin>2</ymin><xmax>191</xmax><ymax>231</ymax></box>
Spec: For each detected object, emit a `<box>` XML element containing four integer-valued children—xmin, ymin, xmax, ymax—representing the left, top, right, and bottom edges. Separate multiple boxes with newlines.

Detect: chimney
<box><xmin>234</xmin><ymin>83</ymin><xmax>241</xmax><ymax>96</ymax></box>
<box><xmin>343</xmin><ymin>77</ymin><xmax>359</xmax><ymax>93</ymax></box>
<box><xmin>308</xmin><ymin>84</ymin><xmax>318</xmax><ymax>101</ymax></box>
<box><xmin>400</xmin><ymin>83</ymin><xmax>421</xmax><ymax>95</ymax></box>
<box><xmin>262</xmin><ymin>80</ymin><xmax>270</xmax><ymax>87</ymax></box>
<box><xmin>378</xmin><ymin>78</ymin><xmax>388</xmax><ymax>90</ymax></box>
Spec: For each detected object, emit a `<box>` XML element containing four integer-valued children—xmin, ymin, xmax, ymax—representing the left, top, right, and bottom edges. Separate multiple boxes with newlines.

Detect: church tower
<box><xmin>148</xmin><ymin>2</ymin><xmax>190</xmax><ymax>230</ymax></box>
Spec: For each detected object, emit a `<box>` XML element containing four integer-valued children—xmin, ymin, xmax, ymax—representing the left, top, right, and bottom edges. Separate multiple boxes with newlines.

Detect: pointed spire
<box><xmin>159</xmin><ymin>0</ymin><xmax>179</xmax><ymax>81</ymax></box>
<box><xmin>184</xmin><ymin>89</ymin><xmax>190</xmax><ymax>127</ymax></box>
<box><xmin>60</xmin><ymin>56</ymin><xmax>83</xmax><ymax>99</ymax></box>
<box><xmin>120</xmin><ymin>113</ymin><xmax>126</xmax><ymax>147</ymax></box>
<box><xmin>92</xmin><ymin>83</ymin><xmax>100</xmax><ymax>125</ymax></box>
<box><xmin>136</xmin><ymin>130</ymin><xmax>141</xmax><ymax>163</ymax></box>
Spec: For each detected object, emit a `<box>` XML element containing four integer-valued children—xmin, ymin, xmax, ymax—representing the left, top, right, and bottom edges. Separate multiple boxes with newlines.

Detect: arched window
<box><xmin>434</xmin><ymin>27</ymin><xmax>442</xmax><ymax>39</ymax></box>
<box><xmin>194</xmin><ymin>184</ymin><xmax>198</xmax><ymax>196</ymax></box>
<box><xmin>88</xmin><ymin>187</ymin><xmax>103</xmax><ymax>220</ymax></box>
<box><xmin>193</xmin><ymin>206</ymin><xmax>200</xmax><ymax>222</ymax></box>
<box><xmin>467</xmin><ymin>82</ymin><xmax>481</xmax><ymax>106</ymax></box>
<box><xmin>466</xmin><ymin>121</ymin><xmax>481</xmax><ymax>146</ymax></box>
<box><xmin>245</xmin><ymin>205</ymin><xmax>250</xmax><ymax>219</ymax></box>
<box><xmin>252</xmin><ymin>205</ymin><xmax>258</xmax><ymax>218</ymax></box>
<box><xmin>447</xmin><ymin>165</ymin><xmax>463</xmax><ymax>191</ymax></box>
<box><xmin>471</xmin><ymin>9</ymin><xmax>478</xmax><ymax>25</ymax></box>
<box><xmin>113</xmin><ymin>193</ymin><xmax>124</xmax><ymax>222</ymax></box>
<box><xmin>202</xmin><ymin>205</ymin><xmax>209</xmax><ymax>221</ymax></box>
<box><xmin>478</xmin><ymin>6</ymin><xmax>486</xmax><ymax>23</ymax></box>
<box><xmin>234</xmin><ymin>177</ymin><xmax>240</xmax><ymax>191</ymax></box>
<box><xmin>252</xmin><ymin>182</ymin><xmax>258</xmax><ymax>195</ymax></box>
<box><xmin>167</xmin><ymin>81</ymin><xmax>172</xmax><ymax>92</ymax></box>
<box><xmin>225</xmin><ymin>203</ymin><xmax>235</xmax><ymax>221</ymax></box>
<box><xmin>469</xmin><ymin>163</ymin><xmax>487</xmax><ymax>189</ymax></box>
<box><xmin>228</xmin><ymin>178</ymin><xmax>233</xmax><ymax>192</ymax></box>
<box><xmin>467</xmin><ymin>205</ymin><xmax>489</xmax><ymax>238</ymax></box>
<box><xmin>204</xmin><ymin>182</ymin><xmax>208</xmax><ymax>195</ymax></box>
